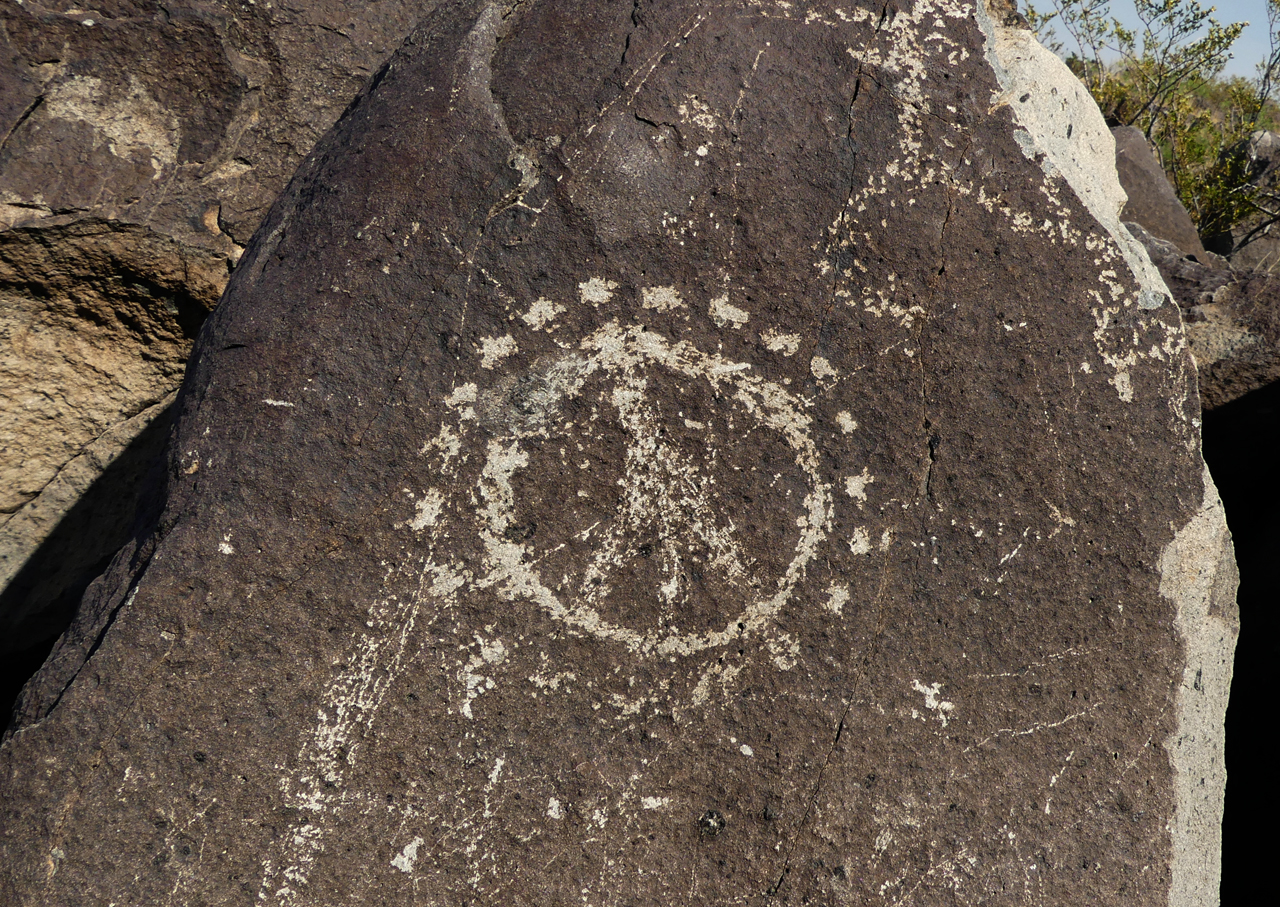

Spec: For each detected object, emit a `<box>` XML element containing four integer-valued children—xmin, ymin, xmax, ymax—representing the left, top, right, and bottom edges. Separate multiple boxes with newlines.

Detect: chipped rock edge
<box><xmin>976</xmin><ymin>7</ymin><xmax>1238</xmax><ymax>905</ymax></box>
<box><xmin>975</xmin><ymin>3</ymin><xmax>1168</xmax><ymax>310</ymax></box>
<box><xmin>1158</xmin><ymin>467</ymin><xmax>1239</xmax><ymax>907</ymax></box>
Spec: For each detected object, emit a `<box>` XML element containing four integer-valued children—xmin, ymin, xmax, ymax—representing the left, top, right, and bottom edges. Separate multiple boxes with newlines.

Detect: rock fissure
<box><xmin>620</xmin><ymin>0</ymin><xmax>643</xmax><ymax>70</ymax></box>
<box><xmin>0</xmin><ymin>93</ymin><xmax>43</xmax><ymax>155</ymax></box>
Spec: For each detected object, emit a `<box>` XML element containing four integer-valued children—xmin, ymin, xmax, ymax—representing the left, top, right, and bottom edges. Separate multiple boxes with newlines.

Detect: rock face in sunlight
<box><xmin>0</xmin><ymin>3</ymin><xmax>1237</xmax><ymax>906</ymax></box>
<box><xmin>0</xmin><ymin>0</ymin><xmax>435</xmax><ymax>666</ymax></box>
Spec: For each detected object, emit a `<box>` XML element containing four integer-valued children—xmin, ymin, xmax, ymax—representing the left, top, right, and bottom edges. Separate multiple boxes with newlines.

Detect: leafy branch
<box><xmin>1026</xmin><ymin>0</ymin><xmax>1280</xmax><ymax>255</ymax></box>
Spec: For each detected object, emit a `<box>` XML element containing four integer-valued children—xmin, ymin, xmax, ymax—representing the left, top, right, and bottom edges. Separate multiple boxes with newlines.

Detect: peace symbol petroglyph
<box><xmin>455</xmin><ymin>321</ymin><xmax>833</xmax><ymax>658</ymax></box>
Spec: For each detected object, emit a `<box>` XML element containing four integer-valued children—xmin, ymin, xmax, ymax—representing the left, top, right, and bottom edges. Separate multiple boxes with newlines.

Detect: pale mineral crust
<box><xmin>0</xmin><ymin>3</ymin><xmax>1236</xmax><ymax>906</ymax></box>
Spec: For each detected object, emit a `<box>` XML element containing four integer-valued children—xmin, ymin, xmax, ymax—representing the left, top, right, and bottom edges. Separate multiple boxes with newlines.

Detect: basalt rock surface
<box><xmin>1128</xmin><ymin>221</ymin><xmax>1280</xmax><ymax>410</ymax></box>
<box><xmin>0</xmin><ymin>0</ymin><xmax>435</xmax><ymax>672</ymax></box>
<box><xmin>1112</xmin><ymin>125</ymin><xmax>1210</xmax><ymax>261</ymax></box>
<box><xmin>0</xmin><ymin>3</ymin><xmax>1237</xmax><ymax>906</ymax></box>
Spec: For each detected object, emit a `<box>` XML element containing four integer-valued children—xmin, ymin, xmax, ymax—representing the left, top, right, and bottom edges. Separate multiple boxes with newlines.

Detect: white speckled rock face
<box><xmin>0</xmin><ymin>3</ymin><xmax>1234</xmax><ymax>906</ymax></box>
<box><xmin>979</xmin><ymin>14</ymin><xmax>1238</xmax><ymax>902</ymax></box>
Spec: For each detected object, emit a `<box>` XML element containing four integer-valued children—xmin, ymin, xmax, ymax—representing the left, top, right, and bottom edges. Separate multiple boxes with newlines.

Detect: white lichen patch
<box><xmin>641</xmin><ymin>286</ymin><xmax>685</xmax><ymax>312</ymax></box>
<box><xmin>444</xmin><ymin>383</ymin><xmax>478</xmax><ymax>421</ymax></box>
<box><xmin>479</xmin><ymin>335</ymin><xmax>518</xmax><ymax>369</ymax></box>
<box><xmin>825</xmin><ymin>583</ymin><xmax>850</xmax><ymax>615</ymax></box>
<box><xmin>420</xmin><ymin>423</ymin><xmax>462</xmax><ymax>462</ymax></box>
<box><xmin>861</xmin><ymin>289</ymin><xmax>926</xmax><ymax>329</ymax></box>
<box><xmin>761</xmin><ymin>328</ymin><xmax>801</xmax><ymax>355</ymax></box>
<box><xmin>911</xmin><ymin>680</ymin><xmax>955</xmax><ymax>727</ymax></box>
<box><xmin>521</xmin><ymin>297</ymin><xmax>564</xmax><ymax>329</ymax></box>
<box><xmin>547</xmin><ymin>798</ymin><xmax>564</xmax><ymax>819</ymax></box>
<box><xmin>676</xmin><ymin>95</ymin><xmax>718</xmax><ymax>131</ymax></box>
<box><xmin>409</xmin><ymin>490</ymin><xmax>444</xmax><ymax>532</ymax></box>
<box><xmin>640</xmin><ymin>796</ymin><xmax>670</xmax><ymax>810</ymax></box>
<box><xmin>689</xmin><ymin>660</ymin><xmax>744</xmax><ymax>708</ymax></box>
<box><xmin>845</xmin><ymin>468</ymin><xmax>874</xmax><ymax>506</ymax></box>
<box><xmin>579</xmin><ymin>277</ymin><xmax>619</xmax><ymax>306</ymax></box>
<box><xmin>767</xmin><ymin>632</ymin><xmax>800</xmax><ymax>670</ymax></box>
<box><xmin>460</xmin><ymin>635</ymin><xmax>508</xmax><ymax>719</ymax></box>
<box><xmin>810</xmin><ymin>356</ymin><xmax>838</xmax><ymax>382</ymax></box>
<box><xmin>391</xmin><ymin>837</ymin><xmax>423</xmax><ymax>873</ymax></box>
<box><xmin>849</xmin><ymin>527</ymin><xmax>872</xmax><ymax>556</ymax></box>
<box><xmin>445</xmin><ymin>383</ymin><xmax>477</xmax><ymax>407</ymax></box>
<box><xmin>836</xmin><ymin>410</ymin><xmax>858</xmax><ymax>433</ymax></box>
<box><xmin>709</xmin><ymin>293</ymin><xmax>750</xmax><ymax>328</ymax></box>
<box><xmin>218</xmin><ymin>533</ymin><xmax>235</xmax><ymax>555</ymax></box>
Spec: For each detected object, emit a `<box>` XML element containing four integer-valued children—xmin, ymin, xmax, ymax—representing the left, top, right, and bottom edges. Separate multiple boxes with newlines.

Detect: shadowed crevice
<box><xmin>0</xmin><ymin>402</ymin><xmax>174</xmax><ymax>734</ymax></box>
<box><xmin>1201</xmin><ymin>379</ymin><xmax>1280</xmax><ymax>906</ymax></box>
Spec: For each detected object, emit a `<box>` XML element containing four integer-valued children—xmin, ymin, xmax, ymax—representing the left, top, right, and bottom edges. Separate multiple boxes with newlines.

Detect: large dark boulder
<box><xmin>1112</xmin><ymin>125</ymin><xmax>1210</xmax><ymax>260</ymax></box>
<box><xmin>0</xmin><ymin>3</ymin><xmax>1236</xmax><ymax>905</ymax></box>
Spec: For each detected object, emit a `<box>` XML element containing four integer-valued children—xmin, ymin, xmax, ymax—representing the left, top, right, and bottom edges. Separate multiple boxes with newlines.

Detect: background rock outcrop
<box><xmin>0</xmin><ymin>0</ymin><xmax>437</xmax><ymax>674</ymax></box>
<box><xmin>1112</xmin><ymin>125</ymin><xmax>1212</xmax><ymax>261</ymax></box>
<box><xmin>0</xmin><ymin>2</ymin><xmax>1236</xmax><ymax>905</ymax></box>
<box><xmin>1127</xmin><ymin>222</ymin><xmax>1280</xmax><ymax>410</ymax></box>
<box><xmin>1105</xmin><ymin>127</ymin><xmax>1280</xmax><ymax>412</ymax></box>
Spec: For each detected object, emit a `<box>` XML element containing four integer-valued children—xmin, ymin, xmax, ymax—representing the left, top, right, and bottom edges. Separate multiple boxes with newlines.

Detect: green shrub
<box><xmin>1028</xmin><ymin>0</ymin><xmax>1280</xmax><ymax>254</ymax></box>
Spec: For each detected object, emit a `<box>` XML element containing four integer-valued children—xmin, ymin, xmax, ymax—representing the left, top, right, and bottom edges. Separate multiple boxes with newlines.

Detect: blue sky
<box><xmin>1209</xmin><ymin>0</ymin><xmax>1277</xmax><ymax>76</ymax></box>
<box><xmin>1038</xmin><ymin>1</ymin><xmax>1274</xmax><ymax>78</ymax></box>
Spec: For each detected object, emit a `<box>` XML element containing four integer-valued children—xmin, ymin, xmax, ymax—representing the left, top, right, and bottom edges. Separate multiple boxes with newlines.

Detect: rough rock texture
<box><xmin>0</xmin><ymin>3</ymin><xmax>1237</xmax><ymax>906</ymax></box>
<box><xmin>0</xmin><ymin>0</ymin><xmax>437</xmax><ymax>251</ymax></box>
<box><xmin>1111</xmin><ymin>125</ymin><xmax>1210</xmax><ymax>260</ymax></box>
<box><xmin>0</xmin><ymin>223</ymin><xmax>220</xmax><ymax>662</ymax></box>
<box><xmin>0</xmin><ymin>0</ymin><xmax>435</xmax><ymax>664</ymax></box>
<box><xmin>1128</xmin><ymin>221</ymin><xmax>1280</xmax><ymax>410</ymax></box>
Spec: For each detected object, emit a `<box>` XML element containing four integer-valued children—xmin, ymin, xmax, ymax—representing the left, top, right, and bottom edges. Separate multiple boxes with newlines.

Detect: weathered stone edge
<box><xmin>975</xmin><ymin>6</ymin><xmax>1239</xmax><ymax>905</ymax></box>
<box><xmin>1159</xmin><ymin>468</ymin><xmax>1239</xmax><ymax>907</ymax></box>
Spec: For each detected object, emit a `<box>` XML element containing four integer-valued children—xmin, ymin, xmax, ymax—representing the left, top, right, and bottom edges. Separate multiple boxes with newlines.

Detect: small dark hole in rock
<box><xmin>698</xmin><ymin>810</ymin><xmax>726</xmax><ymax>836</ymax></box>
<box><xmin>503</xmin><ymin>522</ymin><xmax>536</xmax><ymax>542</ymax></box>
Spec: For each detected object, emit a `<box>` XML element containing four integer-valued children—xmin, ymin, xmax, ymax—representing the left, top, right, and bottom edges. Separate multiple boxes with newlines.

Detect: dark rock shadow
<box><xmin>0</xmin><ymin>402</ymin><xmax>174</xmax><ymax>733</ymax></box>
<box><xmin>1202</xmin><ymin>381</ymin><xmax>1280</xmax><ymax>906</ymax></box>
